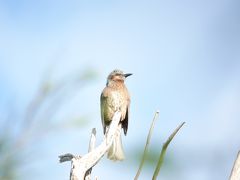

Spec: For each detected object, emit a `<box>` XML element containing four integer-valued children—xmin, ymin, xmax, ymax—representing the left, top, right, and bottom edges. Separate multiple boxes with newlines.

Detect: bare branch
<box><xmin>59</xmin><ymin>111</ymin><xmax>122</xmax><ymax>180</ymax></box>
<box><xmin>134</xmin><ymin>111</ymin><xmax>159</xmax><ymax>180</ymax></box>
<box><xmin>85</xmin><ymin>128</ymin><xmax>97</xmax><ymax>179</ymax></box>
<box><xmin>88</xmin><ymin>128</ymin><xmax>97</xmax><ymax>152</ymax></box>
<box><xmin>229</xmin><ymin>151</ymin><xmax>240</xmax><ymax>180</ymax></box>
<box><xmin>59</xmin><ymin>153</ymin><xmax>76</xmax><ymax>163</ymax></box>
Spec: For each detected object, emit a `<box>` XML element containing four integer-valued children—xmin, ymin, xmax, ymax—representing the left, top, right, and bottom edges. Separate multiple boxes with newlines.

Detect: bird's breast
<box><xmin>109</xmin><ymin>89</ymin><xmax>127</xmax><ymax>108</ymax></box>
<box><xmin>102</xmin><ymin>85</ymin><xmax>129</xmax><ymax>122</ymax></box>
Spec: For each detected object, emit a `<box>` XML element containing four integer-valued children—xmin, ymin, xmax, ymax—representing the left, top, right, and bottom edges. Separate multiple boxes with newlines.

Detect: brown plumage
<box><xmin>100</xmin><ymin>69</ymin><xmax>132</xmax><ymax>161</ymax></box>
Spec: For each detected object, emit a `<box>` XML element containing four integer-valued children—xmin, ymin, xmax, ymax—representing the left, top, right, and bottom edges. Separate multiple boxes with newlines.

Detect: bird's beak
<box><xmin>124</xmin><ymin>73</ymin><xmax>133</xmax><ymax>78</ymax></box>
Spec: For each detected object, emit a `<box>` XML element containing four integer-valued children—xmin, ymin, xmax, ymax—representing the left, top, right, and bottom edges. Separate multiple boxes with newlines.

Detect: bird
<box><xmin>100</xmin><ymin>69</ymin><xmax>132</xmax><ymax>161</ymax></box>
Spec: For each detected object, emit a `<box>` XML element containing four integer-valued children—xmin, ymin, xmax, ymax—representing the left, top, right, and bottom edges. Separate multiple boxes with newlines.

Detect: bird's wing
<box><xmin>100</xmin><ymin>92</ymin><xmax>107</xmax><ymax>134</ymax></box>
<box><xmin>122</xmin><ymin>103</ymin><xmax>129</xmax><ymax>136</ymax></box>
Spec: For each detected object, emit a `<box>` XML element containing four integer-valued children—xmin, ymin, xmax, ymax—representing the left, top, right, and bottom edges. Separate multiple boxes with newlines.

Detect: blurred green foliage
<box><xmin>0</xmin><ymin>68</ymin><xmax>97</xmax><ymax>180</ymax></box>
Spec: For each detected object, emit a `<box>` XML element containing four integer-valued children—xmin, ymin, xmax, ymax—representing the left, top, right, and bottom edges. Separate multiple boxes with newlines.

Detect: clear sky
<box><xmin>0</xmin><ymin>0</ymin><xmax>240</xmax><ymax>179</ymax></box>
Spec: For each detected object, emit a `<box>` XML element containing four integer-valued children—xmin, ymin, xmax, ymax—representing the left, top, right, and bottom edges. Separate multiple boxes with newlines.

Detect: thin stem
<box><xmin>134</xmin><ymin>111</ymin><xmax>159</xmax><ymax>180</ymax></box>
<box><xmin>152</xmin><ymin>122</ymin><xmax>185</xmax><ymax>180</ymax></box>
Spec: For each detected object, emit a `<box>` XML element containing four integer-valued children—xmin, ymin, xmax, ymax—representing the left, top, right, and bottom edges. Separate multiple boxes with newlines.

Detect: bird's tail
<box><xmin>107</xmin><ymin>131</ymin><xmax>125</xmax><ymax>161</ymax></box>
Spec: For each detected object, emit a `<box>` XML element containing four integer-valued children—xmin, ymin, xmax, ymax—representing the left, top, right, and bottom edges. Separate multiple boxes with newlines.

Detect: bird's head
<box><xmin>106</xmin><ymin>69</ymin><xmax>132</xmax><ymax>85</ymax></box>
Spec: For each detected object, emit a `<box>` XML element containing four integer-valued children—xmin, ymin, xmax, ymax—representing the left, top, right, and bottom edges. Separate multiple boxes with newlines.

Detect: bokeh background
<box><xmin>0</xmin><ymin>0</ymin><xmax>240</xmax><ymax>179</ymax></box>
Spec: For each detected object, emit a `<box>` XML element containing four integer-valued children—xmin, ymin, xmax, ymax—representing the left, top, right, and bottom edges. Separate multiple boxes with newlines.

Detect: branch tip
<box><xmin>58</xmin><ymin>153</ymin><xmax>75</xmax><ymax>163</ymax></box>
<box><xmin>92</xmin><ymin>128</ymin><xmax>96</xmax><ymax>135</ymax></box>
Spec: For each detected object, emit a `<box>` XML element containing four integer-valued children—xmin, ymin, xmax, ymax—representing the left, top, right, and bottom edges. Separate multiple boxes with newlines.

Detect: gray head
<box><xmin>106</xmin><ymin>69</ymin><xmax>132</xmax><ymax>85</ymax></box>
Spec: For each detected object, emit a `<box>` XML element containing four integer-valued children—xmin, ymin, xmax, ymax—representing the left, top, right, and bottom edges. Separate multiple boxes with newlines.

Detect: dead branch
<box><xmin>85</xmin><ymin>128</ymin><xmax>97</xmax><ymax>179</ymax></box>
<box><xmin>59</xmin><ymin>111</ymin><xmax>122</xmax><ymax>180</ymax></box>
<box><xmin>229</xmin><ymin>151</ymin><xmax>240</xmax><ymax>180</ymax></box>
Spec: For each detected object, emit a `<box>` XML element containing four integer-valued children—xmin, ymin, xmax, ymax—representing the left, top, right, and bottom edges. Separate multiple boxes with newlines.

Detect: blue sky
<box><xmin>0</xmin><ymin>0</ymin><xmax>240</xmax><ymax>179</ymax></box>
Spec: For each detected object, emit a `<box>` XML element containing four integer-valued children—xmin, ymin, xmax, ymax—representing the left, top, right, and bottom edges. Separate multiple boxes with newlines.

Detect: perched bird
<box><xmin>100</xmin><ymin>69</ymin><xmax>132</xmax><ymax>161</ymax></box>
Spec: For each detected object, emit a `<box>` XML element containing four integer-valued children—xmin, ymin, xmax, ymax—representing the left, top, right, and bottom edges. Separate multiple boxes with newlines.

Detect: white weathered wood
<box><xmin>59</xmin><ymin>111</ymin><xmax>122</xmax><ymax>180</ymax></box>
<box><xmin>85</xmin><ymin>128</ymin><xmax>97</xmax><ymax>179</ymax></box>
<box><xmin>230</xmin><ymin>151</ymin><xmax>240</xmax><ymax>180</ymax></box>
